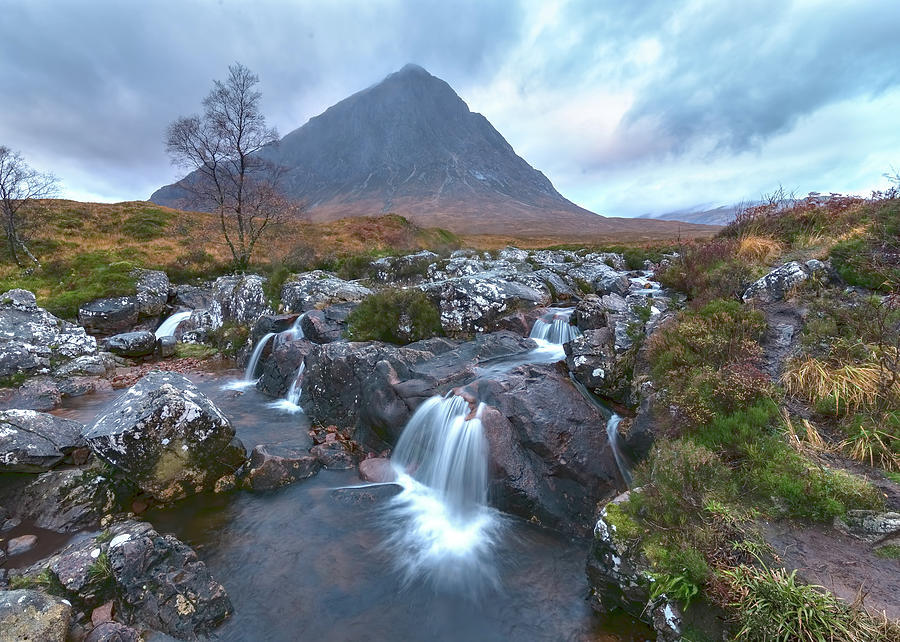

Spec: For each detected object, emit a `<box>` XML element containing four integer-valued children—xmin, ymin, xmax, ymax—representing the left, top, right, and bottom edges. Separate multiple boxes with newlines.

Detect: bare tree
<box><xmin>0</xmin><ymin>147</ymin><xmax>58</xmax><ymax>267</ymax></box>
<box><xmin>166</xmin><ymin>63</ymin><xmax>295</xmax><ymax>271</ymax></box>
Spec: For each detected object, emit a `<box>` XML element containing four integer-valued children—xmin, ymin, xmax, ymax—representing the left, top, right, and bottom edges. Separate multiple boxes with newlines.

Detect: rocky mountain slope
<box><xmin>151</xmin><ymin>65</ymin><xmax>713</xmax><ymax>239</ymax></box>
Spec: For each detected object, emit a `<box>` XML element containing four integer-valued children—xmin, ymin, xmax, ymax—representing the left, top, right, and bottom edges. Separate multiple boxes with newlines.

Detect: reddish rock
<box><xmin>7</xmin><ymin>534</ymin><xmax>38</xmax><ymax>555</ymax></box>
<box><xmin>91</xmin><ymin>600</ymin><xmax>114</xmax><ymax>626</ymax></box>
<box><xmin>246</xmin><ymin>444</ymin><xmax>322</xmax><ymax>491</ymax></box>
<box><xmin>358</xmin><ymin>457</ymin><xmax>396</xmax><ymax>483</ymax></box>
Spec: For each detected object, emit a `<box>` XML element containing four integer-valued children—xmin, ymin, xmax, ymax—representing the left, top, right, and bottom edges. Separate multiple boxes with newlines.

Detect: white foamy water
<box><xmin>605</xmin><ymin>413</ymin><xmax>633</xmax><ymax>487</ymax></box>
<box><xmin>268</xmin><ymin>362</ymin><xmax>305</xmax><ymax>414</ymax></box>
<box><xmin>155</xmin><ymin>310</ymin><xmax>191</xmax><ymax>339</ymax></box>
<box><xmin>222</xmin><ymin>332</ymin><xmax>276</xmax><ymax>391</ymax></box>
<box><xmin>386</xmin><ymin>395</ymin><xmax>502</xmax><ymax>593</ymax></box>
<box><xmin>475</xmin><ymin>308</ymin><xmax>580</xmax><ymax>376</ymax></box>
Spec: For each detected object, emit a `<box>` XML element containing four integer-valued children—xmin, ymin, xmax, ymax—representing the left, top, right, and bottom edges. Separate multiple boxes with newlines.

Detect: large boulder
<box><xmin>0</xmin><ymin>289</ymin><xmax>97</xmax><ymax>378</ymax></box>
<box><xmin>302</xmin><ymin>332</ymin><xmax>534</xmax><ymax>447</ymax></box>
<box><xmin>419</xmin><ymin>273</ymin><xmax>549</xmax><ymax>333</ymax></box>
<box><xmin>210</xmin><ymin>274</ymin><xmax>273</xmax><ymax>326</ymax></box>
<box><xmin>370</xmin><ymin>250</ymin><xmax>440</xmax><ymax>283</ymax></box>
<box><xmin>300</xmin><ymin>304</ymin><xmax>353</xmax><ymax>343</ymax></box>
<box><xmin>104</xmin><ymin>331</ymin><xmax>157</xmax><ymax>358</ymax></box>
<box><xmin>132</xmin><ymin>269</ymin><xmax>170</xmax><ymax>317</ymax></box>
<box><xmin>280</xmin><ymin>271</ymin><xmax>373</xmax><ymax>313</ymax></box>
<box><xmin>461</xmin><ymin>363</ymin><xmax>621</xmax><ymax>535</ymax></box>
<box><xmin>742</xmin><ymin>260</ymin><xmax>828</xmax><ymax>303</ymax></box>
<box><xmin>0</xmin><ymin>589</ymin><xmax>72</xmax><ymax>642</ymax></box>
<box><xmin>78</xmin><ymin>296</ymin><xmax>141</xmax><ymax>335</ymax></box>
<box><xmin>245</xmin><ymin>443</ymin><xmax>322</xmax><ymax>491</ymax></box>
<box><xmin>82</xmin><ymin>372</ymin><xmax>246</xmax><ymax>502</ymax></box>
<box><xmin>0</xmin><ymin>410</ymin><xmax>85</xmax><ymax>472</ymax></box>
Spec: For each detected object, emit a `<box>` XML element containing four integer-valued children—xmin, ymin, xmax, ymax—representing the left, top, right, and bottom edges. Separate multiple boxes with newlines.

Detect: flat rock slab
<box><xmin>0</xmin><ymin>409</ymin><xmax>85</xmax><ymax>472</ymax></box>
<box><xmin>246</xmin><ymin>444</ymin><xmax>322</xmax><ymax>491</ymax></box>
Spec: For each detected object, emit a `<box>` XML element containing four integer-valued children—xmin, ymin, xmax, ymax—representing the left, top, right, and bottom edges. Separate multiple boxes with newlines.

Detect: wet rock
<box><xmin>0</xmin><ymin>589</ymin><xmax>72</xmax><ymax>642</ymax></box>
<box><xmin>7</xmin><ymin>534</ymin><xmax>38</xmax><ymax>555</ymax></box>
<box><xmin>0</xmin><ymin>409</ymin><xmax>85</xmax><ymax>472</ymax></box>
<box><xmin>310</xmin><ymin>441</ymin><xmax>355</xmax><ymax>469</ymax></box>
<box><xmin>53</xmin><ymin>354</ymin><xmax>116</xmax><ymax>379</ymax></box>
<box><xmin>85</xmin><ymin>621</ymin><xmax>141</xmax><ymax>642</ymax></box>
<box><xmin>494</xmin><ymin>307</ymin><xmax>548</xmax><ymax>336</ymax></box>
<box><xmin>586</xmin><ymin>490</ymin><xmax>682</xmax><ymax>640</ymax></box>
<box><xmin>132</xmin><ymin>269</ymin><xmax>170</xmax><ymax>318</ymax></box>
<box><xmin>302</xmin><ymin>332</ymin><xmax>533</xmax><ymax>448</ymax></box>
<box><xmin>248</xmin><ymin>313</ymin><xmax>299</xmax><ymax>346</ymax></box>
<box><xmin>573</xmin><ymin>294</ymin><xmax>609</xmax><ymax>331</ymax></box>
<box><xmin>156</xmin><ymin>335</ymin><xmax>176</xmax><ymax>358</ymax></box>
<box><xmin>358</xmin><ymin>457</ymin><xmax>396</xmax><ymax>483</ymax></box>
<box><xmin>255</xmin><ymin>338</ymin><xmax>315</xmax><ymax>398</ymax></box>
<box><xmin>104</xmin><ymin>331</ymin><xmax>157</xmax><ymax>358</ymax></box>
<box><xmin>246</xmin><ymin>444</ymin><xmax>322</xmax><ymax>491</ymax></box>
<box><xmin>300</xmin><ymin>305</ymin><xmax>352</xmax><ymax>343</ymax></box>
<box><xmin>105</xmin><ymin>520</ymin><xmax>232</xmax><ymax>639</ymax></box>
<box><xmin>280</xmin><ymin>271</ymin><xmax>372</xmax><ymax>313</ymax></box>
<box><xmin>92</xmin><ymin>600</ymin><xmax>115</xmax><ymax>626</ymax></box>
<box><xmin>462</xmin><ymin>364</ymin><xmax>620</xmax><ymax>535</ymax></box>
<box><xmin>565</xmin><ymin>328</ymin><xmax>629</xmax><ymax>404</ymax></box>
<box><xmin>0</xmin><ymin>377</ymin><xmax>62</xmax><ymax>412</ymax></box>
<box><xmin>82</xmin><ymin>371</ymin><xmax>246</xmax><ymax>502</ymax></box>
<box><xmin>0</xmin><ymin>289</ymin><xmax>97</xmax><ymax>378</ymax></box>
<box><xmin>836</xmin><ymin>510</ymin><xmax>900</xmax><ymax>543</ymax></box>
<box><xmin>79</xmin><ymin>296</ymin><xmax>141</xmax><ymax>336</ymax></box>
<box><xmin>742</xmin><ymin>261</ymin><xmax>812</xmax><ymax>303</ymax></box>
<box><xmin>172</xmin><ymin>284</ymin><xmax>214</xmax><ymax>311</ymax></box>
<box><xmin>10</xmin><ymin>468</ymin><xmax>120</xmax><ymax>532</ymax></box>
<box><xmin>419</xmin><ymin>273</ymin><xmax>549</xmax><ymax>333</ymax></box>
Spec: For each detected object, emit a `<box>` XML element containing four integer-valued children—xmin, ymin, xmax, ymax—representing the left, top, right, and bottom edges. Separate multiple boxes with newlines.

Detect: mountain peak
<box><xmin>396</xmin><ymin>63</ymin><xmax>429</xmax><ymax>76</ymax></box>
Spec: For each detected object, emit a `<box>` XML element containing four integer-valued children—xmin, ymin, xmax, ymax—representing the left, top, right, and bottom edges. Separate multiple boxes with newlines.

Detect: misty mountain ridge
<box><xmin>152</xmin><ymin>64</ymin><xmax>713</xmax><ymax>238</ymax></box>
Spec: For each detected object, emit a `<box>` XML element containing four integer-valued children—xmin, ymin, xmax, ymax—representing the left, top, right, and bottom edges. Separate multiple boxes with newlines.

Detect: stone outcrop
<box><xmin>210</xmin><ymin>274</ymin><xmax>273</xmax><ymax>326</ymax></box>
<box><xmin>742</xmin><ymin>260</ymin><xmax>829</xmax><ymax>303</ymax></box>
<box><xmin>280</xmin><ymin>271</ymin><xmax>373</xmax><ymax>313</ymax></box>
<box><xmin>82</xmin><ymin>371</ymin><xmax>246</xmax><ymax>502</ymax></box>
<box><xmin>461</xmin><ymin>363</ymin><xmax>621</xmax><ymax>536</ymax></box>
<box><xmin>0</xmin><ymin>410</ymin><xmax>85</xmax><ymax>472</ymax></box>
<box><xmin>0</xmin><ymin>589</ymin><xmax>72</xmax><ymax>642</ymax></box>
<box><xmin>0</xmin><ymin>289</ymin><xmax>97</xmax><ymax>379</ymax></box>
<box><xmin>9</xmin><ymin>468</ymin><xmax>123</xmax><ymax>533</ymax></box>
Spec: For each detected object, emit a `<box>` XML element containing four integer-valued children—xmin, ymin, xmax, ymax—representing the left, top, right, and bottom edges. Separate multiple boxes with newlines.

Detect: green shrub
<box><xmin>208</xmin><ymin>322</ymin><xmax>250</xmax><ymax>358</ymax></box>
<box><xmin>346</xmin><ymin>288</ymin><xmax>442</xmax><ymax>345</ymax></box>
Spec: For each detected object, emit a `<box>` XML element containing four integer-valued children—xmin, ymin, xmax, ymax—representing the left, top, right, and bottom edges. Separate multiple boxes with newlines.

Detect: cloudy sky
<box><xmin>1</xmin><ymin>0</ymin><xmax>898</xmax><ymax>217</ymax></box>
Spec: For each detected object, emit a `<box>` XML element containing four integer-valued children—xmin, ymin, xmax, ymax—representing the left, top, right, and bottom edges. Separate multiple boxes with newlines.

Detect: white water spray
<box><xmin>155</xmin><ymin>310</ymin><xmax>191</xmax><ymax>339</ymax></box>
<box><xmin>605</xmin><ymin>414</ymin><xmax>632</xmax><ymax>487</ymax></box>
<box><xmin>386</xmin><ymin>395</ymin><xmax>502</xmax><ymax>592</ymax></box>
<box><xmin>223</xmin><ymin>332</ymin><xmax>276</xmax><ymax>391</ymax></box>
<box><xmin>268</xmin><ymin>362</ymin><xmax>305</xmax><ymax>414</ymax></box>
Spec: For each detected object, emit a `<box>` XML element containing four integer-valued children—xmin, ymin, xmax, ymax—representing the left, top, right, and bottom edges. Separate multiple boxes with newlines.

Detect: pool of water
<box><xmin>55</xmin><ymin>370</ymin><xmax>651</xmax><ymax>641</ymax></box>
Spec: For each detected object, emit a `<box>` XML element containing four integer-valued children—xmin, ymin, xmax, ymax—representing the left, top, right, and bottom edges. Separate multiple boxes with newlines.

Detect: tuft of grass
<box><xmin>724</xmin><ymin>561</ymin><xmax>900</xmax><ymax>642</ymax></box>
<box><xmin>874</xmin><ymin>545</ymin><xmax>900</xmax><ymax>559</ymax></box>
<box><xmin>783</xmin><ymin>355</ymin><xmax>896</xmax><ymax>415</ymax></box>
<box><xmin>174</xmin><ymin>343</ymin><xmax>218</xmax><ymax>360</ymax></box>
<box><xmin>736</xmin><ymin>235</ymin><xmax>783</xmax><ymax>264</ymax></box>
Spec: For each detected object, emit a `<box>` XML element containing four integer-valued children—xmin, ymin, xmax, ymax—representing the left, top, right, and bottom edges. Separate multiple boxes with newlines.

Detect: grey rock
<box><xmin>53</xmin><ymin>354</ymin><xmax>116</xmax><ymax>378</ymax></box>
<box><xmin>83</xmin><ymin>371</ymin><xmax>246</xmax><ymax>502</ymax></box>
<box><xmin>0</xmin><ymin>409</ymin><xmax>85</xmax><ymax>471</ymax></box>
<box><xmin>132</xmin><ymin>269</ymin><xmax>170</xmax><ymax>317</ymax></box>
<box><xmin>837</xmin><ymin>510</ymin><xmax>900</xmax><ymax>543</ymax></box>
<box><xmin>156</xmin><ymin>335</ymin><xmax>176</xmax><ymax>358</ymax></box>
<box><xmin>79</xmin><ymin>296</ymin><xmax>141</xmax><ymax>335</ymax></box>
<box><xmin>210</xmin><ymin>274</ymin><xmax>273</xmax><ymax>326</ymax></box>
<box><xmin>359</xmin><ymin>457</ymin><xmax>396</xmax><ymax>483</ymax></box>
<box><xmin>105</xmin><ymin>331</ymin><xmax>157</xmax><ymax>358</ymax></box>
<box><xmin>280</xmin><ymin>271</ymin><xmax>373</xmax><ymax>313</ymax></box>
<box><xmin>0</xmin><ymin>376</ymin><xmax>62</xmax><ymax>412</ymax></box>
<box><xmin>371</xmin><ymin>250</ymin><xmax>440</xmax><ymax>283</ymax></box>
<box><xmin>300</xmin><ymin>305</ymin><xmax>353</xmax><ymax>344</ymax></box>
<box><xmin>7</xmin><ymin>534</ymin><xmax>38</xmax><ymax>555</ymax></box>
<box><xmin>10</xmin><ymin>468</ymin><xmax>118</xmax><ymax>532</ymax></box>
<box><xmin>310</xmin><ymin>440</ymin><xmax>355</xmax><ymax>469</ymax></box>
<box><xmin>565</xmin><ymin>328</ymin><xmax>628</xmax><ymax>404</ymax></box>
<box><xmin>85</xmin><ymin>622</ymin><xmax>142</xmax><ymax>642</ymax></box>
<box><xmin>461</xmin><ymin>364</ymin><xmax>620</xmax><ymax>535</ymax></box>
<box><xmin>172</xmin><ymin>284</ymin><xmax>214</xmax><ymax>310</ymax></box>
<box><xmin>255</xmin><ymin>339</ymin><xmax>314</xmax><ymax>399</ymax></box>
<box><xmin>0</xmin><ymin>589</ymin><xmax>72</xmax><ymax>642</ymax></box>
<box><xmin>742</xmin><ymin>261</ymin><xmax>810</xmax><ymax>303</ymax></box>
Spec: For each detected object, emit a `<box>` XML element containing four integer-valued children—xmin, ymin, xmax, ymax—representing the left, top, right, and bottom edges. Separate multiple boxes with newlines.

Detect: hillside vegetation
<box><xmin>610</xmin><ymin>190</ymin><xmax>900</xmax><ymax>640</ymax></box>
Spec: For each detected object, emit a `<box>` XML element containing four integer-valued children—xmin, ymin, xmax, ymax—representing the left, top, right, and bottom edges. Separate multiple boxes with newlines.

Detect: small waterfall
<box><xmin>385</xmin><ymin>395</ymin><xmax>501</xmax><ymax>592</ymax></box>
<box><xmin>605</xmin><ymin>414</ymin><xmax>633</xmax><ymax>487</ymax></box>
<box><xmin>155</xmin><ymin>310</ymin><xmax>191</xmax><ymax>339</ymax></box>
<box><xmin>287</xmin><ymin>313</ymin><xmax>306</xmax><ymax>340</ymax></box>
<box><xmin>529</xmin><ymin>308</ymin><xmax>581</xmax><ymax>344</ymax></box>
<box><xmin>268</xmin><ymin>362</ymin><xmax>305</xmax><ymax>414</ymax></box>
<box><xmin>223</xmin><ymin>332</ymin><xmax>275</xmax><ymax>391</ymax></box>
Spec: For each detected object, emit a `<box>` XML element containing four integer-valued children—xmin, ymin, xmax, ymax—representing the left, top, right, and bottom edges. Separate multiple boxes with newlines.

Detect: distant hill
<box><xmin>638</xmin><ymin>204</ymin><xmax>743</xmax><ymax>227</ymax></box>
<box><xmin>151</xmin><ymin>64</ymin><xmax>714</xmax><ymax>240</ymax></box>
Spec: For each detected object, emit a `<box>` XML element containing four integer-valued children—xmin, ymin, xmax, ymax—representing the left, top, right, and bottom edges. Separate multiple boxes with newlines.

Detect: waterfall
<box><xmin>223</xmin><ymin>332</ymin><xmax>275</xmax><ymax>391</ymax></box>
<box><xmin>286</xmin><ymin>313</ymin><xmax>306</xmax><ymax>340</ymax></box>
<box><xmin>155</xmin><ymin>310</ymin><xmax>191</xmax><ymax>339</ymax></box>
<box><xmin>385</xmin><ymin>395</ymin><xmax>501</xmax><ymax>592</ymax></box>
<box><xmin>268</xmin><ymin>362</ymin><xmax>305</xmax><ymax>414</ymax></box>
<box><xmin>529</xmin><ymin>307</ymin><xmax>581</xmax><ymax>345</ymax></box>
<box><xmin>605</xmin><ymin>414</ymin><xmax>633</xmax><ymax>487</ymax></box>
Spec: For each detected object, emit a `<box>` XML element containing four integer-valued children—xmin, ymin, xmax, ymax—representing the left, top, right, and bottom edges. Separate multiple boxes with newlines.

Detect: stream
<box><xmin>54</xmin><ymin>371</ymin><xmax>651</xmax><ymax>641</ymax></box>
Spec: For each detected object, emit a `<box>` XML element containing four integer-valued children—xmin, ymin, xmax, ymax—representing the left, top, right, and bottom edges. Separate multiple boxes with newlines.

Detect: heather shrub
<box><xmin>346</xmin><ymin>288</ymin><xmax>442</xmax><ymax>344</ymax></box>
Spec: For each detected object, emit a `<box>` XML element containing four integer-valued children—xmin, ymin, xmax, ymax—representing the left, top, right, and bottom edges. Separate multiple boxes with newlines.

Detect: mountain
<box><xmin>151</xmin><ymin>64</ymin><xmax>713</xmax><ymax>239</ymax></box>
<box><xmin>638</xmin><ymin>204</ymin><xmax>743</xmax><ymax>227</ymax></box>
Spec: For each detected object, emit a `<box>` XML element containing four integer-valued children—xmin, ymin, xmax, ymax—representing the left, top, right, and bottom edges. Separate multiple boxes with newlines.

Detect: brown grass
<box><xmin>782</xmin><ymin>355</ymin><xmax>898</xmax><ymax>414</ymax></box>
<box><xmin>736</xmin><ymin>235</ymin><xmax>783</xmax><ymax>264</ymax></box>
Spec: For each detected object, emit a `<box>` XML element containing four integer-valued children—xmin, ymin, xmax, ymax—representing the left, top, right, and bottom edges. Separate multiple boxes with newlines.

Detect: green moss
<box><xmin>346</xmin><ymin>288</ymin><xmax>442</xmax><ymax>344</ymax></box>
<box><xmin>875</xmin><ymin>545</ymin><xmax>900</xmax><ymax>559</ymax></box>
<box><xmin>885</xmin><ymin>470</ymin><xmax>900</xmax><ymax>484</ymax></box>
<box><xmin>604</xmin><ymin>502</ymin><xmax>642</xmax><ymax>541</ymax></box>
<box><xmin>174</xmin><ymin>343</ymin><xmax>218</xmax><ymax>360</ymax></box>
<box><xmin>0</xmin><ymin>372</ymin><xmax>28</xmax><ymax>389</ymax></box>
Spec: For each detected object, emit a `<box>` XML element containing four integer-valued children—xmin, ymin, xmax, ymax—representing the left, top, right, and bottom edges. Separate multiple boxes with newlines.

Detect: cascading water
<box><xmin>154</xmin><ymin>310</ymin><xmax>191</xmax><ymax>339</ymax></box>
<box><xmin>268</xmin><ymin>362</ymin><xmax>305</xmax><ymax>414</ymax></box>
<box><xmin>605</xmin><ymin>414</ymin><xmax>633</xmax><ymax>487</ymax></box>
<box><xmin>385</xmin><ymin>394</ymin><xmax>502</xmax><ymax>593</ymax></box>
<box><xmin>223</xmin><ymin>332</ymin><xmax>275</xmax><ymax>391</ymax></box>
<box><xmin>529</xmin><ymin>307</ymin><xmax>582</xmax><ymax>344</ymax></box>
<box><xmin>286</xmin><ymin>313</ymin><xmax>306</xmax><ymax>340</ymax></box>
<box><xmin>475</xmin><ymin>307</ymin><xmax>580</xmax><ymax>376</ymax></box>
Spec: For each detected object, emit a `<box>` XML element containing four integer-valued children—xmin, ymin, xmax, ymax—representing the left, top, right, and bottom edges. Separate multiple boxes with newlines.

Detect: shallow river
<box><xmin>55</xmin><ymin>371</ymin><xmax>651</xmax><ymax>642</ymax></box>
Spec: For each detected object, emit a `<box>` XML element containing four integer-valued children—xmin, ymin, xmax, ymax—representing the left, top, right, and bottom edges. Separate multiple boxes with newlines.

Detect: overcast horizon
<box><xmin>1</xmin><ymin>0</ymin><xmax>899</xmax><ymax>218</ymax></box>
